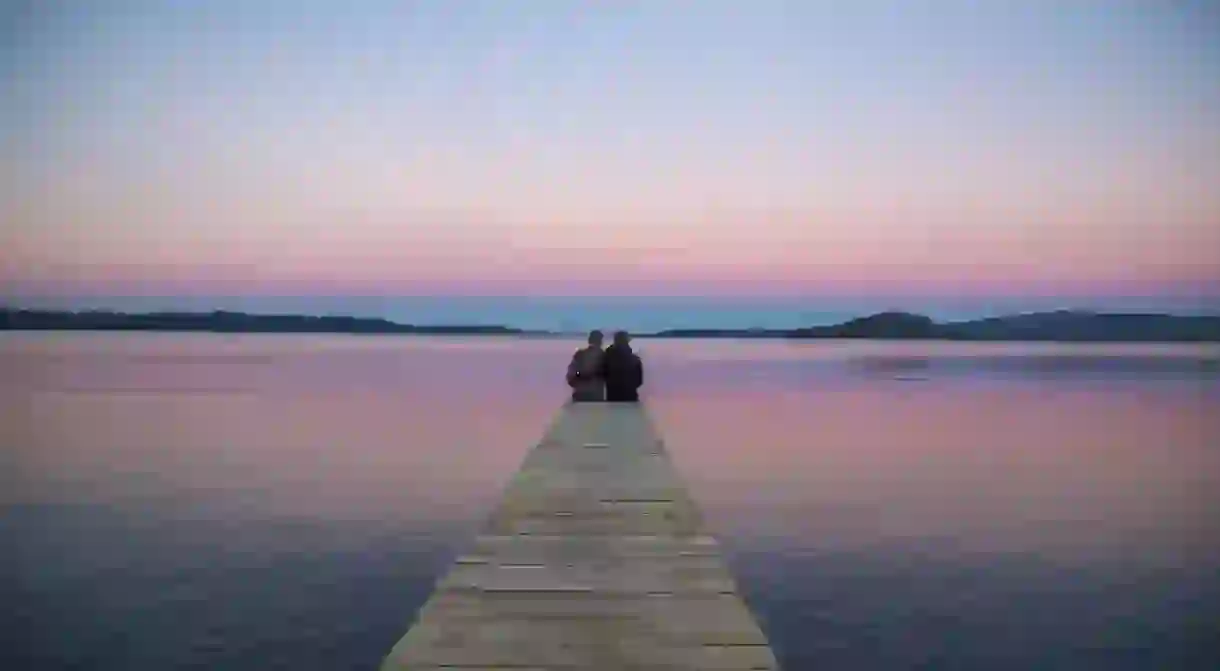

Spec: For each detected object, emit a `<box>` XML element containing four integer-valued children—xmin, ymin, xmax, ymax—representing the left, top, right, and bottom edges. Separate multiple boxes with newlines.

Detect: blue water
<box><xmin>3</xmin><ymin>333</ymin><xmax>1218</xmax><ymax>670</ymax></box>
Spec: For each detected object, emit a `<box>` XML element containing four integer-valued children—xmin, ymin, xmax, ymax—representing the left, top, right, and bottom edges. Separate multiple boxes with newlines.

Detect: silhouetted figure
<box><xmin>600</xmin><ymin>330</ymin><xmax>643</xmax><ymax>402</ymax></box>
<box><xmin>567</xmin><ymin>330</ymin><xmax>606</xmax><ymax>402</ymax></box>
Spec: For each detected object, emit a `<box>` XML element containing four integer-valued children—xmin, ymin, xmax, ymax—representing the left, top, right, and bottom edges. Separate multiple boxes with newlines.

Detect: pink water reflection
<box><xmin>654</xmin><ymin>382</ymin><xmax>1220</xmax><ymax>567</ymax></box>
<box><xmin>1</xmin><ymin>334</ymin><xmax>567</xmax><ymax>529</ymax></box>
<box><xmin>4</xmin><ymin>332</ymin><xmax>1219</xmax><ymax>670</ymax></box>
<box><xmin>4</xmin><ymin>331</ymin><xmax>1217</xmax><ymax>561</ymax></box>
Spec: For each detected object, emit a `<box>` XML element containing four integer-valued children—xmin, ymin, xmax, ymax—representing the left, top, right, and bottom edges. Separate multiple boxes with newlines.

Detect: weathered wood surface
<box><xmin>380</xmin><ymin>402</ymin><xmax>778</xmax><ymax>670</ymax></box>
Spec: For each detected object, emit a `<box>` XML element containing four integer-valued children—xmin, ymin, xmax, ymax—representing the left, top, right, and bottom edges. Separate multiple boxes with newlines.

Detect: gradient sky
<box><xmin>3</xmin><ymin>1</ymin><xmax>1219</xmax><ymax>328</ymax></box>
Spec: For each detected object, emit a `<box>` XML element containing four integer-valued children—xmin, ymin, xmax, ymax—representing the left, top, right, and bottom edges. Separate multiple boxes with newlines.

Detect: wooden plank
<box><xmin>380</xmin><ymin>403</ymin><xmax>778</xmax><ymax>670</ymax></box>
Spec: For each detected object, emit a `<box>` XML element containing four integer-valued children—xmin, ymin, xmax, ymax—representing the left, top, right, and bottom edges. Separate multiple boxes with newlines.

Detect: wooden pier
<box><xmin>380</xmin><ymin>402</ymin><xmax>778</xmax><ymax>670</ymax></box>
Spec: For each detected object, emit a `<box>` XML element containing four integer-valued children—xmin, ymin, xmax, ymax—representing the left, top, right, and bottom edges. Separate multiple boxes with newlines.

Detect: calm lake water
<box><xmin>3</xmin><ymin>333</ymin><xmax>1218</xmax><ymax>670</ymax></box>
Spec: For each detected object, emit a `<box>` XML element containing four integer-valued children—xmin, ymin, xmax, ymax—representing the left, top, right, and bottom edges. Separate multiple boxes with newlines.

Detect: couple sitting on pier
<box><xmin>566</xmin><ymin>330</ymin><xmax>643</xmax><ymax>403</ymax></box>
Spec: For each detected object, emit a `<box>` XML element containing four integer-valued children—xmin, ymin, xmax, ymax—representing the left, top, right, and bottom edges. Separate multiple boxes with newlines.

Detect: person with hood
<box><xmin>599</xmin><ymin>330</ymin><xmax>644</xmax><ymax>402</ymax></box>
<box><xmin>566</xmin><ymin>330</ymin><xmax>606</xmax><ymax>402</ymax></box>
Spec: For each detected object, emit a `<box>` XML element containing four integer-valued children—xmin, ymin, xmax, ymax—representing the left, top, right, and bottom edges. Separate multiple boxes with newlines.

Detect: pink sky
<box><xmin>3</xmin><ymin>3</ymin><xmax>1218</xmax><ymax>306</ymax></box>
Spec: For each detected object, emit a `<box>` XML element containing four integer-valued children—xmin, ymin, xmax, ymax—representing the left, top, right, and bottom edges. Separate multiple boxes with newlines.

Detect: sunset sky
<box><xmin>3</xmin><ymin>1</ymin><xmax>1218</xmax><ymax>329</ymax></box>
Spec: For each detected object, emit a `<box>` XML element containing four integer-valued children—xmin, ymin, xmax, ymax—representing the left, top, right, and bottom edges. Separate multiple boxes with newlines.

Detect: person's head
<box><xmin>587</xmin><ymin>330</ymin><xmax>604</xmax><ymax>347</ymax></box>
<box><xmin>612</xmin><ymin>330</ymin><xmax>631</xmax><ymax>347</ymax></box>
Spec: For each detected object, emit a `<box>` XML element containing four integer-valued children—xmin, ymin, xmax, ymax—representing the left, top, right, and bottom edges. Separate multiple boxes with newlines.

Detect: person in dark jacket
<box><xmin>599</xmin><ymin>330</ymin><xmax>643</xmax><ymax>402</ymax></box>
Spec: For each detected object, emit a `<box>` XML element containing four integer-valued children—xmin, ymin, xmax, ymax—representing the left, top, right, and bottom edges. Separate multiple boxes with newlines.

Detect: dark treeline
<box><xmin>3</xmin><ymin>308</ymin><xmax>1218</xmax><ymax>342</ymax></box>
<box><xmin>652</xmin><ymin>311</ymin><xmax>1220</xmax><ymax>342</ymax></box>
<box><xmin>0</xmin><ymin>309</ymin><xmax>526</xmax><ymax>335</ymax></box>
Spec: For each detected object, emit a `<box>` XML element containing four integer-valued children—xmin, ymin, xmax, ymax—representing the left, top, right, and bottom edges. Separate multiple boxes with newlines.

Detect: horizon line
<box><xmin>6</xmin><ymin>305</ymin><xmax>1220</xmax><ymax>331</ymax></box>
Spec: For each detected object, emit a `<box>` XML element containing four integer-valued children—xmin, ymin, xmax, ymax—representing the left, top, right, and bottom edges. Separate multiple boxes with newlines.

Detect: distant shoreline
<box><xmin>2</xmin><ymin>308</ymin><xmax>1218</xmax><ymax>342</ymax></box>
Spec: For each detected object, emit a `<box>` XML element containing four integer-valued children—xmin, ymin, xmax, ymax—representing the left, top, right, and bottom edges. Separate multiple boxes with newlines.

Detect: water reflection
<box><xmin>2</xmin><ymin>333</ymin><xmax>1218</xmax><ymax>670</ymax></box>
<box><xmin>649</xmin><ymin>372</ymin><xmax>1219</xmax><ymax>669</ymax></box>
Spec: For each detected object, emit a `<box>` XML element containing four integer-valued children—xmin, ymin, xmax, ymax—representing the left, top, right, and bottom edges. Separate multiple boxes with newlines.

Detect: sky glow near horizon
<box><xmin>3</xmin><ymin>1</ymin><xmax>1219</xmax><ymax>324</ymax></box>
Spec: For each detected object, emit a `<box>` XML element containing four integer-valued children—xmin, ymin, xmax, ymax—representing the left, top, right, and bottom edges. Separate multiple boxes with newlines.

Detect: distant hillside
<box><xmin>927</xmin><ymin>309</ymin><xmax>1215</xmax><ymax>341</ymax></box>
<box><xmin>0</xmin><ymin>309</ymin><xmax>532</xmax><ymax>335</ymax></box>
<box><xmin>935</xmin><ymin>311</ymin><xmax>1220</xmax><ymax>342</ymax></box>
<box><xmin>790</xmin><ymin>312</ymin><xmax>939</xmax><ymax>339</ymax></box>
<box><xmin>4</xmin><ymin>308</ymin><xmax>1218</xmax><ymax>342</ymax></box>
<box><xmin>653</xmin><ymin>311</ymin><xmax>1220</xmax><ymax>342</ymax></box>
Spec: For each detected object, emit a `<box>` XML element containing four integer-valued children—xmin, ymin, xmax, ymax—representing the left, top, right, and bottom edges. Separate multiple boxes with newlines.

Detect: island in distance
<box><xmin>649</xmin><ymin>311</ymin><xmax>1220</xmax><ymax>342</ymax></box>
<box><xmin>0</xmin><ymin>309</ymin><xmax>531</xmax><ymax>336</ymax></box>
<box><xmin>2</xmin><ymin>308</ymin><xmax>1219</xmax><ymax>342</ymax></box>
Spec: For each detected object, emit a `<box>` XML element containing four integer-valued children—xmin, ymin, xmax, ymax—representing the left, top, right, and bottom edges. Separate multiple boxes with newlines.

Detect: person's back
<box><xmin>567</xmin><ymin>330</ymin><xmax>606</xmax><ymax>402</ymax></box>
<box><xmin>601</xmin><ymin>331</ymin><xmax>643</xmax><ymax>402</ymax></box>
